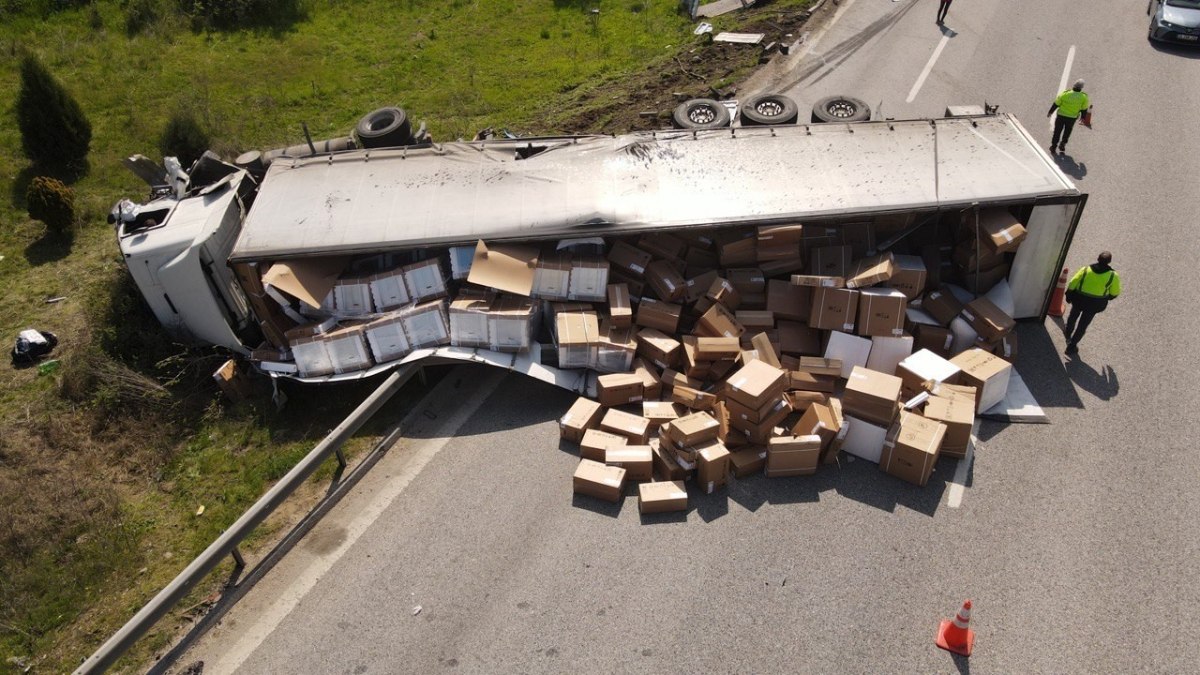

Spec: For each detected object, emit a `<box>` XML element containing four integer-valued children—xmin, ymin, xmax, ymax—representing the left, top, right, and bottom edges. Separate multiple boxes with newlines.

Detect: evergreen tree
<box><xmin>160</xmin><ymin>111</ymin><xmax>210</xmax><ymax>170</ymax></box>
<box><xmin>16</xmin><ymin>53</ymin><xmax>92</xmax><ymax>169</ymax></box>
<box><xmin>27</xmin><ymin>176</ymin><xmax>77</xmax><ymax>236</ymax></box>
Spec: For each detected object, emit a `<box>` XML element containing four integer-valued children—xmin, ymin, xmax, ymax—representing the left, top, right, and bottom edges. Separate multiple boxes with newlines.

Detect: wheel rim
<box><xmin>825</xmin><ymin>100</ymin><xmax>859</xmax><ymax>118</ymax></box>
<box><xmin>688</xmin><ymin>104</ymin><xmax>718</xmax><ymax>125</ymax></box>
<box><xmin>754</xmin><ymin>100</ymin><xmax>785</xmax><ymax>118</ymax></box>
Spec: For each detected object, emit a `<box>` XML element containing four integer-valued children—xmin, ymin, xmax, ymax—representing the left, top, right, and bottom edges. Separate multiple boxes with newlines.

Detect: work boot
<box><xmin>1049</xmin><ymin>145</ymin><xmax>1058</xmax><ymax>154</ymax></box>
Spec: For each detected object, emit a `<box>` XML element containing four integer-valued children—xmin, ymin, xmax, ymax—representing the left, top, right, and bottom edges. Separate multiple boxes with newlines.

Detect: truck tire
<box><xmin>810</xmin><ymin>96</ymin><xmax>871</xmax><ymax>123</ymax></box>
<box><xmin>356</xmin><ymin>107</ymin><xmax>413</xmax><ymax>148</ymax></box>
<box><xmin>672</xmin><ymin>98</ymin><xmax>731</xmax><ymax>130</ymax></box>
<box><xmin>739</xmin><ymin>93</ymin><xmax>799</xmax><ymax>126</ymax></box>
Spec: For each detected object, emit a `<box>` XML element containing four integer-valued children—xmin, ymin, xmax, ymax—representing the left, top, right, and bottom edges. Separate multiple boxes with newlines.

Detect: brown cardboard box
<box><xmin>642</xmin><ymin>400</ymin><xmax>684</xmax><ymax>429</ymax></box>
<box><xmin>953</xmin><ymin>238</ymin><xmax>1007</xmax><ymax>272</ymax></box>
<box><xmin>467</xmin><ymin>240</ymin><xmax>538</xmax><ymax>296</ymax></box>
<box><xmin>924</xmin><ymin>381</ymin><xmax>978</xmax><ymax>407</ymax></box>
<box><xmin>723</xmin><ymin>360</ymin><xmax>789</xmax><ymax>410</ymax></box>
<box><xmin>757</xmin><ymin>224</ymin><xmax>805</xmax><ymax>246</ymax></box>
<box><xmin>879</xmin><ymin>411</ymin><xmax>946</xmax><ymax>486</ymax></box>
<box><xmin>697</xmin><ymin>302</ymin><xmax>746</xmax><ymax>339</ymax></box>
<box><xmin>606</xmin><ymin>445</ymin><xmax>653</xmax><ymax>481</ymax></box>
<box><xmin>922</xmin><ymin>395</ymin><xmax>974</xmax><ymax>458</ymax></box>
<box><xmin>717</xmin><ymin>231</ymin><xmax>758</xmax><ymax>267</ymax></box>
<box><xmin>631</xmin><ymin>358</ymin><xmax>662</xmax><ymax>399</ymax></box>
<box><xmin>790</xmin><ymin>274</ymin><xmax>845</xmax><ymax>288</ymax></box>
<box><xmin>448</xmin><ymin>289</ymin><xmax>494</xmax><ymax>348</ymax></box>
<box><xmin>959</xmin><ymin>262</ymin><xmax>1010</xmax><ymax>295</ymax></box>
<box><xmin>555</xmin><ymin>311</ymin><xmax>599</xmax><ymax>369</ymax></box>
<box><xmin>727</xmin><ymin>268</ymin><xmax>767</xmax><ymax>294</ymax></box>
<box><xmin>950</xmin><ymin>348</ymin><xmax>1012</xmax><ymax>413</ymax></box>
<box><xmin>737</xmin><ymin>311</ymin><xmax>776</xmax><ymax>330</ymax></box>
<box><xmin>977</xmin><ymin>208</ymin><xmax>1027</xmax><ymax>253</ymax></box>
<box><xmin>766</xmin><ymin>435</ymin><xmax>822</xmax><ymax>477</ymax></box>
<box><xmin>607</xmin><ymin>284</ymin><xmax>633</xmax><ymax>328</ymax></box>
<box><xmin>767</xmin><ymin>279</ymin><xmax>812</xmax><ymax>321</ymax></box>
<box><xmin>788</xmin><ymin>371</ymin><xmax>838</xmax><ymax>393</ymax></box>
<box><xmin>750</xmin><ymin>332</ymin><xmax>781</xmax><ymax>368</ymax></box>
<box><xmin>608</xmin><ymin>240</ymin><xmax>653</xmax><ymax>278</ymax></box>
<box><xmin>580</xmin><ymin>428</ymin><xmax>627</xmax><ymax>462</ymax></box>
<box><xmin>567</xmin><ymin>256</ymin><xmax>609</xmax><ymax>302</ymax></box>
<box><xmin>672</xmin><ymin>384</ymin><xmax>718</xmax><ymax>412</ymax></box>
<box><xmin>610</xmin><ymin>268</ymin><xmax>646</xmax><ymax>298</ymax></box>
<box><xmin>560</xmin><ymin>397</ymin><xmax>604</xmax><ymax>443</ymax></box>
<box><xmin>685</xmin><ymin>269</ymin><xmax>721</xmax><ymax>303</ymax></box>
<box><xmin>600</xmin><ymin>408</ymin><xmax>652</xmax><ymax>444</ymax></box>
<box><xmin>840</xmin><ymin>222</ymin><xmax>876</xmax><ymax>258</ymax></box>
<box><xmin>729</xmin><ymin>447</ymin><xmax>768</xmax><ymax>477</ymax></box>
<box><xmin>696</xmin><ymin>337</ymin><xmax>741</xmax><ymax>360</ymax></box>
<box><xmin>685</xmin><ymin>247</ymin><xmax>720</xmax><ymax>277</ymax></box>
<box><xmin>887</xmin><ymin>254</ymin><xmax>928</xmax><ymax>300</ymax></box>
<box><xmin>636</xmin><ymin>297</ymin><xmax>683</xmax><ymax>334</ymax></box>
<box><xmin>896</xmin><ymin>349</ymin><xmax>962</xmax><ymax>399</ymax></box>
<box><xmin>795</xmin><ymin>356</ymin><xmax>844</xmax><ymax>377</ymax></box>
<box><xmin>679</xmin><ymin>336</ymin><xmax>711</xmax><ymax>380</ymax></box>
<box><xmin>645</xmin><ymin>260</ymin><xmax>686</xmax><ymax>302</ymax></box>
<box><xmin>706</xmin><ymin>276</ymin><xmax>742</xmax><ymax>310</ymax></box>
<box><xmin>594</xmin><ymin>322</ymin><xmax>637</xmax><ymax>373</ymax></box>
<box><xmin>638</xmin><ymin>480</ymin><xmax>689</xmax><ymax>514</ymax></box>
<box><xmin>846</xmin><ymin>252</ymin><xmax>895</xmax><ymax>289</ymax></box>
<box><xmin>759</xmin><ymin>256</ymin><xmax>807</xmax><ymax>278</ymax></box>
<box><xmin>597</xmin><ymin>373</ymin><xmax>644</xmax><ymax>407</ymax></box>
<box><xmin>792</xmin><ymin>402</ymin><xmax>839</xmax><ymax>453</ymax></box>
<box><xmin>399</xmin><ymin>300</ymin><xmax>452</xmax><ymax>349</ymax></box>
<box><xmin>786</xmin><ymin>391</ymin><xmax>828</xmax><ymax>413</ymax></box>
<box><xmin>778</xmin><ymin>321</ymin><xmax>822</xmax><ymax>356</ymax></box>
<box><xmin>638</xmin><ymin>232</ymin><xmax>687</xmax><ymax>260</ymax></box>
<box><xmin>800</xmin><ymin>224</ymin><xmax>841</xmax><ymax>251</ymax></box>
<box><xmin>921</xmin><ymin>288</ymin><xmax>965</xmax><ymax>327</ymax></box>
<box><xmin>913</xmin><ymin>322</ymin><xmax>955</xmax><ymax>357</ymax></box>
<box><xmin>756</xmin><ymin>237</ymin><xmax>800</xmax><ymax>262</ymax></box>
<box><xmin>809</xmin><ymin>287</ymin><xmax>859</xmax><ymax>333</ymax></box>
<box><xmin>725</xmin><ymin>393</ymin><xmax>791</xmax><ymax>426</ymax></box>
<box><xmin>636</xmin><ymin>328</ymin><xmax>681</xmax><ymax>370</ymax></box>
<box><xmin>843</xmin><ymin>366</ymin><xmax>903</xmax><ymax>427</ymax></box>
<box><xmin>531</xmin><ymin>254</ymin><xmax>572</xmax><ymax>301</ymax></box>
<box><xmin>696</xmin><ymin>439</ymin><xmax>731</xmax><ymax>493</ymax></box>
<box><xmin>857</xmin><ymin>288</ymin><xmax>907</xmax><ymax>338</ymax></box>
<box><xmin>666</xmin><ymin>411</ymin><xmax>721</xmax><ymax>447</ymax></box>
<box><xmin>810</xmin><ymin>245</ymin><xmax>853</xmax><ymax>278</ymax></box>
<box><xmin>487</xmin><ymin>295</ymin><xmax>536</xmax><ymax>352</ymax></box>
<box><xmin>652</xmin><ymin>443</ymin><xmax>688</xmax><ymax>481</ymax></box>
<box><xmin>961</xmin><ymin>297</ymin><xmax>1016</xmax><ymax>342</ymax></box>
<box><xmin>573</xmin><ymin>459</ymin><xmax>626</xmax><ymax>503</ymax></box>
<box><xmin>660</xmin><ymin>367</ymin><xmax>702</xmax><ymax>392</ymax></box>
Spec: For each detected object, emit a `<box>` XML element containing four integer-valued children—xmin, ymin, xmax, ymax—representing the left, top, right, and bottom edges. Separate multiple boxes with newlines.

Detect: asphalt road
<box><xmin>176</xmin><ymin>1</ymin><xmax>1200</xmax><ymax>672</ymax></box>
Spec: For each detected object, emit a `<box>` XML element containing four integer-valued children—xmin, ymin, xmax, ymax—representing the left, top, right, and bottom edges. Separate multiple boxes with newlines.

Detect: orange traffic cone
<box><xmin>936</xmin><ymin>599</ymin><xmax>975</xmax><ymax>656</ymax></box>
<box><xmin>1048</xmin><ymin>267</ymin><xmax>1069</xmax><ymax>317</ymax></box>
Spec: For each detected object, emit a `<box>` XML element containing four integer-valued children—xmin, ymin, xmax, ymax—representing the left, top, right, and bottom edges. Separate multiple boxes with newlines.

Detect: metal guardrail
<box><xmin>75</xmin><ymin>365</ymin><xmax>419</xmax><ymax>674</ymax></box>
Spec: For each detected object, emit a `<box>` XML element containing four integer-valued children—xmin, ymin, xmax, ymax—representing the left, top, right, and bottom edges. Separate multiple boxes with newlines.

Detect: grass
<box><xmin>0</xmin><ymin>0</ymin><xmax>813</xmax><ymax>671</ymax></box>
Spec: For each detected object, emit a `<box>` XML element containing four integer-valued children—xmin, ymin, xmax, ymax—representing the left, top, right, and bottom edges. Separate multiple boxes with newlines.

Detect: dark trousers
<box><xmin>1051</xmin><ymin>115</ymin><xmax>1077</xmax><ymax>150</ymax></box>
<box><xmin>937</xmin><ymin>0</ymin><xmax>952</xmax><ymax>22</ymax></box>
<box><xmin>1065</xmin><ymin>304</ymin><xmax>1096</xmax><ymax>346</ymax></box>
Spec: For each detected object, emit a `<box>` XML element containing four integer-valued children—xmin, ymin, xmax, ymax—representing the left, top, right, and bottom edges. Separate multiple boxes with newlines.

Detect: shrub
<box><xmin>16</xmin><ymin>53</ymin><xmax>92</xmax><ymax>170</ymax></box>
<box><xmin>177</xmin><ymin>0</ymin><xmax>303</xmax><ymax>30</ymax></box>
<box><xmin>160</xmin><ymin>110</ymin><xmax>210</xmax><ymax>169</ymax></box>
<box><xmin>26</xmin><ymin>176</ymin><xmax>76</xmax><ymax>236</ymax></box>
<box><xmin>123</xmin><ymin>0</ymin><xmax>165</xmax><ymax>34</ymax></box>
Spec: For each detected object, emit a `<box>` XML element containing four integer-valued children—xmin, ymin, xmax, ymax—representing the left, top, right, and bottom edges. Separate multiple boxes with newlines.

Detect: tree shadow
<box><xmin>23</xmin><ymin>227</ymin><xmax>75</xmax><ymax>265</ymax></box>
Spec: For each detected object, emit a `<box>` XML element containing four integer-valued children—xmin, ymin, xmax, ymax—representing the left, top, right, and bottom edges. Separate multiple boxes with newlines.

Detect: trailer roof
<box><xmin>230</xmin><ymin>113</ymin><xmax>1078</xmax><ymax>261</ymax></box>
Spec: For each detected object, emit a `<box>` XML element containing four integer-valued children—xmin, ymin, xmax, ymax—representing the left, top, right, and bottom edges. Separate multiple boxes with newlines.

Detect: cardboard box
<box><xmin>666</xmin><ymin>412</ymin><xmax>721</xmax><ymax>449</ymax></box>
<box><xmin>672</xmin><ymin>385</ymin><xmax>718</xmax><ymax>411</ymax></box>
<box><xmin>631</xmin><ymin>357</ymin><xmax>662</xmax><ymax>399</ymax></box>
<box><xmin>332</xmin><ymin>275</ymin><xmax>373</xmax><ymax>315</ymax></box>
<box><xmin>750</xmin><ymin>332</ymin><xmax>782</xmax><ymax>368</ymax></box>
<box><xmin>368</xmin><ymin>268</ymin><xmax>411</xmax><ymax>311</ymax></box>
<box><xmin>953</xmin><ymin>238</ymin><xmax>1008</xmax><ymax>272</ymax></box>
<box><xmin>600</xmin><ymin>408</ymin><xmax>651</xmax><ymax>444</ymax></box>
<box><xmin>448</xmin><ymin>289</ymin><xmax>493</xmax><ymax>348</ymax></box>
<box><xmin>792</xmin><ymin>402</ymin><xmax>840</xmax><ymax>460</ymax></box>
<box><xmin>531</xmin><ymin>254</ymin><xmax>572</xmax><ymax>301</ymax></box>
<box><xmin>696</xmin><ymin>440</ymin><xmax>731</xmax><ymax>493</ymax></box>
<box><xmin>679</xmin><ymin>336</ymin><xmax>710</xmax><ymax>380</ymax></box>
<box><xmin>950</xmin><ymin>348</ymin><xmax>1012</xmax><ymax>413</ymax></box>
<box><xmin>695</xmin><ymin>337</ymin><xmax>741</xmax><ymax>360</ymax></box>
<box><xmin>363</xmin><ymin>311</ymin><xmax>412</xmax><ymax>363</ymax></box>
<box><xmin>638</xmin><ymin>480</ymin><xmax>688</xmax><ymax>514</ymax></box>
<box><xmin>736</xmin><ymin>311</ymin><xmax>776</xmax><ymax>331</ymax></box>
<box><xmin>642</xmin><ymin>400</ymin><xmax>683</xmax><ymax>429</ymax></box>
<box><xmin>560</xmin><ymin>397</ymin><xmax>604</xmax><ymax>443</ymax></box>
<box><xmin>290</xmin><ymin>334</ymin><xmax>335</xmax><ymax>377</ymax></box>
<box><xmin>487</xmin><ymin>295</ymin><xmax>536</xmax><ymax>352</ymax></box>
<box><xmin>788</xmin><ymin>371</ymin><xmax>838</xmax><ymax>393</ymax></box>
<box><xmin>766</xmin><ymin>279</ymin><xmax>810</xmax><ymax>321</ymax></box>
<box><xmin>961</xmin><ymin>297</ymin><xmax>1016</xmax><ymax>342</ymax></box>
<box><xmin>638</xmin><ymin>232</ymin><xmax>687</xmax><ymax>260</ymax></box>
<box><xmin>467</xmin><ymin>240</ymin><xmax>538</xmax><ymax>296</ymax></box>
<box><xmin>922</xmin><ymin>288</ymin><xmax>965</xmax><ymax>327</ymax></box>
<box><xmin>636</xmin><ymin>328</ymin><xmax>682</xmax><ymax>370</ymax></box>
<box><xmin>685</xmin><ymin>247</ymin><xmax>720</xmax><ymax>278</ymax></box>
<box><xmin>555</xmin><ymin>311</ymin><xmax>599</xmax><ymax>369</ymax></box>
<box><xmin>607</xmin><ymin>284</ymin><xmax>633</xmax><ymax>328</ymax></box>
<box><xmin>824</xmin><ymin>330</ymin><xmax>872</xmax><ymax>378</ymax></box>
<box><xmin>766</xmin><ymin>435</ymin><xmax>822</xmax><ymax>477</ymax></box>
<box><xmin>706</xmin><ymin>276</ymin><xmax>742</xmax><ymax>310</ymax></box>
<box><xmin>924</xmin><ymin>381</ymin><xmax>978</xmax><ymax>407</ymax></box>
<box><xmin>725</xmin><ymin>393</ymin><xmax>791</xmax><ymax>428</ymax></box>
<box><xmin>611</xmin><ymin>268</ymin><xmax>646</xmax><ymax>298</ymax></box>
<box><xmin>400</xmin><ymin>301</ymin><xmax>451</xmax><ymax>348</ymax></box>
<box><xmin>840</xmin><ymin>221</ymin><xmax>876</xmax><ymax>258</ymax></box>
<box><xmin>960</xmin><ymin>262</ymin><xmax>1010</xmax><ymax>295</ymax></box>
<box><xmin>636</xmin><ymin>297</ymin><xmax>683</xmax><ymax>334</ymax></box>
<box><xmin>728</xmin><ymin>268</ymin><xmax>767</xmax><ymax>294</ymax></box>
<box><xmin>880</xmin><ymin>411</ymin><xmax>946</xmax><ymax>486</ymax></box>
<box><xmin>886</xmin><ymin>254</ymin><xmax>927</xmax><ymax>300</ymax></box>
<box><xmin>660</xmin><ymin>368</ymin><xmax>702</xmax><ymax>393</ymax></box>
<box><xmin>843</xmin><ymin>366</ymin><xmax>902</xmax><ymax>427</ymax></box>
<box><xmin>922</xmin><ymin>395</ymin><xmax>974</xmax><ymax>459</ymax></box>
<box><xmin>794</xmin><ymin>356</ymin><xmax>843</xmax><ymax>377</ymax></box>
<box><xmin>977</xmin><ymin>208</ymin><xmax>1027</xmax><ymax>253</ymax></box>
<box><xmin>896</xmin><ymin>349</ymin><xmax>962</xmax><ymax>398</ymax></box>
<box><xmin>402</xmin><ymin>258</ymin><xmax>448</xmax><ymax>302</ymax></box>
<box><xmin>790</xmin><ymin>274</ymin><xmax>845</xmax><ymax>288</ymax></box>
<box><xmin>723</xmin><ymin>360</ymin><xmax>788</xmax><ymax>410</ymax></box>
<box><xmin>729</xmin><ymin>447</ymin><xmax>768</xmax><ymax>477</ymax></box>
<box><xmin>567</xmin><ymin>256</ymin><xmax>609</xmax><ymax>302</ymax></box>
<box><xmin>759</xmin><ymin>256</ymin><xmax>806</xmax><ymax>278</ymax></box>
<box><xmin>580</xmin><ymin>428</ymin><xmax>628</xmax><ymax>462</ymax></box>
<box><xmin>645</xmin><ymin>260</ymin><xmax>686</xmax><ymax>302</ymax></box>
<box><xmin>757</xmin><ymin>223</ymin><xmax>806</xmax><ymax>245</ymax></box>
<box><xmin>809</xmin><ymin>287</ymin><xmax>859</xmax><ymax>333</ymax></box>
<box><xmin>697</xmin><ymin>302</ymin><xmax>745</xmax><ymax>339</ymax></box>
<box><xmin>717</xmin><ymin>231</ymin><xmax>757</xmax><ymax>266</ymax></box>
<box><xmin>573</xmin><ymin>458</ymin><xmax>626</xmax><ymax>503</ymax></box>
<box><xmin>608</xmin><ymin>240</ymin><xmax>652</xmax><ymax>278</ymax></box>
<box><xmin>597</xmin><ymin>373</ymin><xmax>644</xmax><ymax>407</ymax></box>
<box><xmin>845</xmin><ymin>252</ymin><xmax>895</xmax><ymax>289</ymax></box>
<box><xmin>810</xmin><ymin>245</ymin><xmax>853</xmax><ymax>278</ymax></box>
<box><xmin>840</xmin><ymin>415</ymin><xmax>889</xmax><ymax>463</ymax></box>
<box><xmin>605</xmin><ymin>445</ymin><xmax>653</xmax><ymax>481</ymax></box>
<box><xmin>593</xmin><ymin>323</ymin><xmax>637</xmax><ymax>373</ymax></box>
<box><xmin>778</xmin><ymin>321</ymin><xmax>821</xmax><ymax>357</ymax></box>
<box><xmin>684</xmin><ymin>270</ymin><xmax>719</xmax><ymax>304</ymax></box>
<box><xmin>862</xmin><ymin>335</ymin><xmax>911</xmax><ymax>376</ymax></box>
<box><xmin>913</xmin><ymin>322</ymin><xmax>955</xmax><ymax>357</ymax></box>
<box><xmin>856</xmin><ymin>287</ymin><xmax>907</xmax><ymax>338</ymax></box>
<box><xmin>652</xmin><ymin>443</ymin><xmax>688</xmax><ymax>481</ymax></box>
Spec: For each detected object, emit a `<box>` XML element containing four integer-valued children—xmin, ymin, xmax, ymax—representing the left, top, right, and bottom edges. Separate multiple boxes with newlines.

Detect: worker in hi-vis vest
<box><xmin>1064</xmin><ymin>251</ymin><xmax>1121</xmax><ymax>355</ymax></box>
<box><xmin>1047</xmin><ymin>79</ymin><xmax>1090</xmax><ymax>156</ymax></box>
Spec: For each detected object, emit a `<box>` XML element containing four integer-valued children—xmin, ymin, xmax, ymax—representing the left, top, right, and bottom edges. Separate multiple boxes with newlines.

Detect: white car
<box><xmin>1148</xmin><ymin>0</ymin><xmax>1200</xmax><ymax>43</ymax></box>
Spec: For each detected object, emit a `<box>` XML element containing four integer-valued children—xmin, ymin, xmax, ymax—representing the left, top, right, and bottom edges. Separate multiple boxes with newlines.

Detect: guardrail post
<box><xmin>230</xmin><ymin>547</ymin><xmax>245</xmax><ymax>571</ymax></box>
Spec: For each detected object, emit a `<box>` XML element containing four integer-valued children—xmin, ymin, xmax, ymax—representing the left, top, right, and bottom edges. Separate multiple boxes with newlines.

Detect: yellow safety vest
<box><xmin>1068</xmin><ymin>266</ymin><xmax>1120</xmax><ymax>299</ymax></box>
<box><xmin>1055</xmin><ymin>90</ymin><xmax>1090</xmax><ymax>118</ymax></box>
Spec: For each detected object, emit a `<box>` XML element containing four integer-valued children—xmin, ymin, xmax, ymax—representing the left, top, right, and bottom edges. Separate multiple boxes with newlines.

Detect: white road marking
<box><xmin>906</xmin><ymin>34</ymin><xmax>951</xmax><ymax>103</ymax></box>
<box><xmin>947</xmin><ymin>428</ymin><xmax>978</xmax><ymax>508</ymax></box>
<box><xmin>206</xmin><ymin>368</ymin><xmax>505</xmax><ymax>674</ymax></box>
<box><xmin>1050</xmin><ymin>45</ymin><xmax>1076</xmax><ymax>133</ymax></box>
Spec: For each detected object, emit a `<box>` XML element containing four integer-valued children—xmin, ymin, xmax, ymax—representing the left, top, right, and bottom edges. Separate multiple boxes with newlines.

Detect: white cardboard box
<box><xmin>363</xmin><ymin>312</ymin><xmax>412</xmax><ymax>363</ymax></box>
<box><xmin>840</xmin><ymin>414</ymin><xmax>889</xmax><ymax>464</ymax></box>
<box><xmin>824</xmin><ymin>330</ymin><xmax>872</xmax><ymax>379</ymax></box>
<box><xmin>865</xmin><ymin>335</ymin><xmax>914</xmax><ymax>376</ymax></box>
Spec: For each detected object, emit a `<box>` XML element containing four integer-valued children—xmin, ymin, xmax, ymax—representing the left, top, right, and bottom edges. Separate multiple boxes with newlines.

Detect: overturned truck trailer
<box><xmin>116</xmin><ymin>112</ymin><xmax>1085</xmax><ymax>394</ymax></box>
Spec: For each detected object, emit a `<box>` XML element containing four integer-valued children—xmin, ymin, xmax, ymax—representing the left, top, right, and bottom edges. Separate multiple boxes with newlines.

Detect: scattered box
<box><xmin>363</xmin><ymin>312</ymin><xmax>412</xmax><ymax>363</ymax></box>
<box><xmin>706</xmin><ymin>276</ymin><xmax>742</xmax><ymax>310</ymax></box>
<box><xmin>606</xmin><ymin>445</ymin><xmax>653</xmax><ymax>481</ymax></box>
<box><xmin>887</xmin><ymin>254</ymin><xmax>927</xmax><ymax>300</ymax></box>
<box><xmin>632</xmin><ymin>357</ymin><xmax>662</xmax><ymax>399</ymax></box>
<box><xmin>697</xmin><ymin>302</ymin><xmax>745</xmax><ymax>339</ymax></box>
<box><xmin>977</xmin><ymin>208</ymin><xmax>1027</xmax><ymax>253</ymax></box>
<box><xmin>402</xmin><ymin>258</ymin><xmax>448</xmax><ymax>302</ymax></box>
<box><xmin>840</xmin><ymin>415</ymin><xmax>889</xmax><ymax>463</ymax></box>
<box><xmin>793</xmin><ymin>402</ymin><xmax>840</xmax><ymax>461</ymax></box>
<box><xmin>961</xmin><ymin>297</ymin><xmax>1016</xmax><ymax>342</ymax></box>
<box><xmin>922</xmin><ymin>395</ymin><xmax>974</xmax><ymax>459</ymax></box>
<box><xmin>842</xmin><ymin>366</ymin><xmax>902</xmax><ymax>427</ymax></box>
<box><xmin>400</xmin><ymin>301</ymin><xmax>451</xmax><ymax>348</ymax></box>
<box><xmin>487</xmin><ymin>295</ymin><xmax>536</xmax><ymax>352</ymax></box>
<box><xmin>636</xmin><ymin>328</ymin><xmax>682</xmax><ymax>370</ymax></box>
<box><xmin>531</xmin><ymin>254</ymin><xmax>572</xmax><ymax>300</ymax></box>
<box><xmin>696</xmin><ymin>440</ymin><xmax>731</xmax><ymax>493</ymax></box>
<box><xmin>809</xmin><ymin>287</ymin><xmax>859</xmax><ymax>332</ymax></box>
<box><xmin>960</xmin><ymin>262</ymin><xmax>1010</xmax><ymax>295</ymax></box>
<box><xmin>824</xmin><ymin>331</ymin><xmax>872</xmax><ymax>378</ymax></box>
<box><xmin>896</xmin><ymin>349</ymin><xmax>962</xmax><ymax>399</ymax></box>
<box><xmin>778</xmin><ymin>321</ymin><xmax>821</xmax><ymax>356</ymax></box>
<box><xmin>645</xmin><ymin>260</ymin><xmax>686</xmax><ymax>302</ymax></box>
<box><xmin>865</xmin><ymin>335</ymin><xmax>914</xmax><ymax>376</ymax></box>
<box><xmin>597</xmin><ymin>373</ymin><xmax>644</xmax><ymax>407</ymax></box>
<box><xmin>448</xmin><ymin>290</ymin><xmax>493</xmax><ymax>348</ymax></box>
<box><xmin>766</xmin><ymin>279</ymin><xmax>811</xmax><ymax>321</ymax></box>
<box><xmin>791</xmin><ymin>274</ymin><xmax>845</xmax><ymax>288</ymax></box>
<box><xmin>729</xmin><ymin>447</ymin><xmax>768</xmax><ymax>477</ymax></box>
<box><xmin>880</xmin><ymin>411</ymin><xmax>946</xmax><ymax>486</ymax></box>
<box><xmin>636</xmin><ymin>297</ymin><xmax>683</xmax><ymax>334</ymax></box>
<box><xmin>950</xmin><ymin>348</ymin><xmax>1012</xmax><ymax>412</ymax></box>
<box><xmin>608</xmin><ymin>240</ymin><xmax>653</xmax><ymax>278</ymax></box>
<box><xmin>555</xmin><ymin>312</ymin><xmax>599</xmax><ymax>369</ymax></box>
<box><xmin>642</xmin><ymin>400</ymin><xmax>684</xmax><ymax>429</ymax></box>
<box><xmin>695</xmin><ymin>337</ymin><xmax>741</xmax><ymax>360</ymax></box>
<box><xmin>727</xmin><ymin>268</ymin><xmax>767</xmax><ymax>295</ymax></box>
<box><xmin>652</xmin><ymin>443</ymin><xmax>687</xmax><ymax>481</ymax></box>
<box><xmin>737</xmin><ymin>310</ymin><xmax>776</xmax><ymax>330</ymax></box>
<box><xmin>593</xmin><ymin>323</ymin><xmax>637</xmax><ymax>373</ymax></box>
<box><xmin>846</xmin><ymin>252</ymin><xmax>895</xmax><ymax>289</ymax></box>
<box><xmin>600</xmin><ymin>408</ymin><xmax>652</xmax><ymax>444</ymax></box>
<box><xmin>333</xmin><ymin>275</ymin><xmax>374</xmax><ymax>315</ymax></box>
<box><xmin>568</xmin><ymin>256</ymin><xmax>610</xmax><ymax>301</ymax></box>
<box><xmin>913</xmin><ymin>322</ymin><xmax>955</xmax><ymax>357</ymax></box>
<box><xmin>810</xmin><ymin>245</ymin><xmax>853</xmax><ymax>278</ymax></box>
<box><xmin>560</xmin><ymin>397</ymin><xmax>604</xmax><ymax>443</ymax></box>
<box><xmin>290</xmin><ymin>334</ymin><xmax>335</xmax><ymax>377</ymax></box>
<box><xmin>607</xmin><ymin>284</ymin><xmax>633</xmax><ymax>328</ymax></box>
<box><xmin>857</xmin><ymin>287</ymin><xmax>907</xmax><ymax>337</ymax></box>
<box><xmin>573</xmin><ymin>458</ymin><xmax>626</xmax><ymax>503</ymax></box>
<box><xmin>638</xmin><ymin>232</ymin><xmax>687</xmax><ymax>260</ymax></box>
<box><xmin>766</xmin><ymin>435</ymin><xmax>822</xmax><ymax>477</ymax></box>
<box><xmin>723</xmin><ymin>360</ymin><xmax>788</xmax><ymax>410</ymax></box>
<box><xmin>638</xmin><ymin>480</ymin><xmax>689</xmax><ymax>514</ymax></box>
<box><xmin>368</xmin><ymin>267</ymin><xmax>411</xmax><ymax>312</ymax></box>
<box><xmin>666</xmin><ymin>411</ymin><xmax>721</xmax><ymax>448</ymax></box>
<box><xmin>922</xmin><ymin>287</ymin><xmax>965</xmax><ymax>327</ymax></box>
<box><xmin>580</xmin><ymin>428</ymin><xmax>627</xmax><ymax>462</ymax></box>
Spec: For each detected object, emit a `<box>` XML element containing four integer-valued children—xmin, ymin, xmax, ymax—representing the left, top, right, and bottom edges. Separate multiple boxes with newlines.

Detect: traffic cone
<box><xmin>1048</xmin><ymin>267</ymin><xmax>1069</xmax><ymax>317</ymax></box>
<box><xmin>936</xmin><ymin>599</ymin><xmax>975</xmax><ymax>656</ymax></box>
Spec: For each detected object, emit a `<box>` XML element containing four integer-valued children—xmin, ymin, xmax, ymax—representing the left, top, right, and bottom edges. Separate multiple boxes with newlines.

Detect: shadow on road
<box><xmin>1053</xmin><ymin>152</ymin><xmax>1087</xmax><ymax>180</ymax></box>
<box><xmin>1012</xmin><ymin>321</ymin><xmax>1086</xmax><ymax>410</ymax></box>
<box><xmin>1064</xmin><ymin>356</ymin><xmax>1119</xmax><ymax>401</ymax></box>
<box><xmin>1148</xmin><ymin>40</ymin><xmax>1200</xmax><ymax>59</ymax></box>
